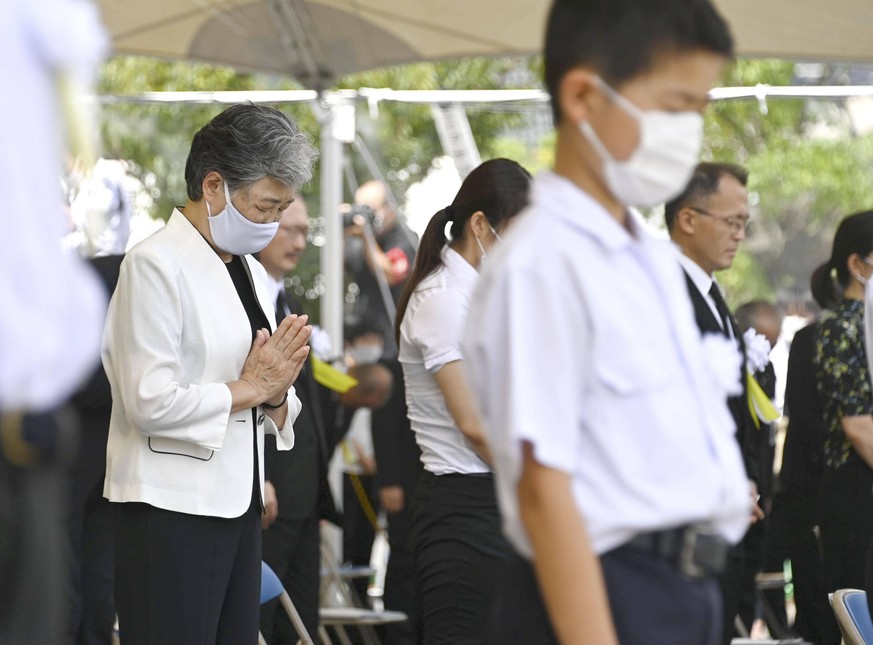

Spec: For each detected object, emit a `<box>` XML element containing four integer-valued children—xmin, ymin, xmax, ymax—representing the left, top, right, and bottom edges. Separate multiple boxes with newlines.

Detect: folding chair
<box><xmin>318</xmin><ymin>535</ymin><xmax>407</xmax><ymax>645</ymax></box>
<box><xmin>259</xmin><ymin>561</ymin><xmax>315</xmax><ymax>645</ymax></box>
<box><xmin>831</xmin><ymin>588</ymin><xmax>873</xmax><ymax>645</ymax></box>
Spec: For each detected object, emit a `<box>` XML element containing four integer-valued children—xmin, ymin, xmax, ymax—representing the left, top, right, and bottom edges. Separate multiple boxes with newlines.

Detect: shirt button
<box><xmin>257</xmin><ymin>414</ymin><xmax>265</xmax><ymax>426</ymax></box>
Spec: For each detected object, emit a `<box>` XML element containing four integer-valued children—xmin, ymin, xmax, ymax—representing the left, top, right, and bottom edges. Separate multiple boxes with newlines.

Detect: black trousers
<box><xmin>0</xmin><ymin>418</ymin><xmax>69</xmax><ymax>645</ymax></box>
<box><xmin>68</xmin><ymin>496</ymin><xmax>115</xmax><ymax>645</ymax></box>
<box><xmin>767</xmin><ymin>490</ymin><xmax>836</xmax><ymax>645</ymax></box>
<box><xmin>342</xmin><ymin>473</ymin><xmax>378</xmax><ymax>604</ymax></box>
<box><xmin>383</xmin><ymin>508</ymin><xmax>422</xmax><ymax>645</ymax></box>
<box><xmin>717</xmin><ymin>541</ymin><xmax>745</xmax><ymax>645</ymax></box>
<box><xmin>66</xmin><ymin>421</ymin><xmax>115</xmax><ymax>645</ymax></box>
<box><xmin>819</xmin><ymin>461</ymin><xmax>873</xmax><ymax>590</ymax></box>
<box><xmin>819</xmin><ymin>460</ymin><xmax>873</xmax><ymax>645</ymax></box>
<box><xmin>408</xmin><ymin>471</ymin><xmax>510</xmax><ymax>645</ymax></box>
<box><xmin>114</xmin><ymin>497</ymin><xmax>262</xmax><ymax>645</ymax></box>
<box><xmin>490</xmin><ymin>546</ymin><xmax>722</xmax><ymax>645</ymax></box>
<box><xmin>260</xmin><ymin>514</ymin><xmax>320</xmax><ymax>642</ymax></box>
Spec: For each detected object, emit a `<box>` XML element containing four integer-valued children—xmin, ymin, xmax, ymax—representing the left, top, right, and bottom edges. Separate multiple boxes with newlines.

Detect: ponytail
<box><xmin>394</xmin><ymin>158</ymin><xmax>533</xmax><ymax>345</ymax></box>
<box><xmin>810</xmin><ymin>260</ymin><xmax>840</xmax><ymax>310</ymax></box>
<box><xmin>394</xmin><ymin>207</ymin><xmax>452</xmax><ymax>343</ymax></box>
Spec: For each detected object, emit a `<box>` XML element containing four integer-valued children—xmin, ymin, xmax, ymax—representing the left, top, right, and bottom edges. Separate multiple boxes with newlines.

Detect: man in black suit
<box><xmin>665</xmin><ymin>162</ymin><xmax>763</xmax><ymax>645</ymax></box>
<box><xmin>257</xmin><ymin>195</ymin><xmax>337</xmax><ymax>643</ymax></box>
<box><xmin>735</xmin><ymin>300</ymin><xmax>785</xmax><ymax>634</ymax></box>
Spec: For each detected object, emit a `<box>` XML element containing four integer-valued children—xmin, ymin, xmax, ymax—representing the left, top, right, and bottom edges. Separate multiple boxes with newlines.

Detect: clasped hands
<box><xmin>239</xmin><ymin>314</ymin><xmax>311</xmax><ymax>408</ymax></box>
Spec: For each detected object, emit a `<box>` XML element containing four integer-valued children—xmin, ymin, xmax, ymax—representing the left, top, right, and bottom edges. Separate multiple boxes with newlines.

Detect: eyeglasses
<box><xmin>688</xmin><ymin>206</ymin><xmax>752</xmax><ymax>234</ymax></box>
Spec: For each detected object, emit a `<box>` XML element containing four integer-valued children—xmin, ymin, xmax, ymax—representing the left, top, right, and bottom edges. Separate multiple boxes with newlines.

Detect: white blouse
<box><xmin>399</xmin><ymin>246</ymin><xmax>489</xmax><ymax>475</ymax></box>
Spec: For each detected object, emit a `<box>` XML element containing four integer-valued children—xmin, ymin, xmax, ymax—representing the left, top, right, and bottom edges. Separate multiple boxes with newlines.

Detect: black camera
<box><xmin>343</xmin><ymin>204</ymin><xmax>378</xmax><ymax>228</ymax></box>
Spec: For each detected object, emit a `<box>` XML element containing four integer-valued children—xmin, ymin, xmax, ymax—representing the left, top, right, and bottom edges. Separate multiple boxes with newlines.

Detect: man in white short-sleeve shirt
<box><xmin>461</xmin><ymin>1</ymin><xmax>751</xmax><ymax>644</ymax></box>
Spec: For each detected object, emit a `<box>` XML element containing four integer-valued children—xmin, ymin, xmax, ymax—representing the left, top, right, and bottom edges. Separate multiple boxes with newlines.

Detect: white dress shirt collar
<box><xmin>674</xmin><ymin>247</ymin><xmax>714</xmax><ymax>296</ymax></box>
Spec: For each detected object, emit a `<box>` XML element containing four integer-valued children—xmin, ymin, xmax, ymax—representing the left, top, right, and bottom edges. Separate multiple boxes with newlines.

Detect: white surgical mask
<box><xmin>579</xmin><ymin>76</ymin><xmax>704</xmax><ymax>208</ymax></box>
<box><xmin>348</xmin><ymin>344</ymin><xmax>383</xmax><ymax>365</ymax></box>
<box><xmin>207</xmin><ymin>181</ymin><xmax>279</xmax><ymax>256</ymax></box>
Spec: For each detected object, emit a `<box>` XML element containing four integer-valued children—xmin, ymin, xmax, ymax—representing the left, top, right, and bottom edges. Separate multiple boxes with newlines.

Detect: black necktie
<box><xmin>275</xmin><ymin>290</ymin><xmax>289</xmax><ymax>327</ymax></box>
<box><xmin>708</xmin><ymin>283</ymin><xmax>733</xmax><ymax>338</ymax></box>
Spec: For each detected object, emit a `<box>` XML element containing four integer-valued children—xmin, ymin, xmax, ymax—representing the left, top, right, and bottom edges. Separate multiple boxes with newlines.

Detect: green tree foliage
<box><xmin>705</xmin><ymin>59</ymin><xmax>873</xmax><ymax>308</ymax></box>
<box><xmin>97</xmin><ymin>55</ymin><xmax>873</xmax><ymax>315</ymax></box>
<box><xmin>98</xmin><ymin>56</ymin><xmax>316</xmax><ymax>218</ymax></box>
<box><xmin>336</xmin><ymin>57</ymin><xmax>535</xmax><ymax>197</ymax></box>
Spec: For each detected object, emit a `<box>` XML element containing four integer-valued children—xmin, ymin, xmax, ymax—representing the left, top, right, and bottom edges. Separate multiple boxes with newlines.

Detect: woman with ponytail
<box><xmin>810</xmin><ymin>210</ymin><xmax>873</xmax><ymax>643</ymax></box>
<box><xmin>396</xmin><ymin>158</ymin><xmax>531</xmax><ymax>644</ymax></box>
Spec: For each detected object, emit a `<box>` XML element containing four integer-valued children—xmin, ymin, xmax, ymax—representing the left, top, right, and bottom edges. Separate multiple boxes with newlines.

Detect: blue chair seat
<box><xmin>832</xmin><ymin>588</ymin><xmax>873</xmax><ymax>645</ymax></box>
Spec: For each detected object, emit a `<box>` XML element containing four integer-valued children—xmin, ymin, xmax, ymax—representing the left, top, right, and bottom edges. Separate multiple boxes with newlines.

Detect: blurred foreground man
<box><xmin>0</xmin><ymin>1</ymin><xmax>108</xmax><ymax>643</ymax></box>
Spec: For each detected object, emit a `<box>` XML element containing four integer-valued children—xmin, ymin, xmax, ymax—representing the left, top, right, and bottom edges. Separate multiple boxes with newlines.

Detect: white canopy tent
<box><xmin>100</xmin><ymin>1</ymin><xmax>873</xmax><ymax>84</ymax></box>
<box><xmin>95</xmin><ymin>0</ymin><xmax>873</xmax><ymax>345</ymax></box>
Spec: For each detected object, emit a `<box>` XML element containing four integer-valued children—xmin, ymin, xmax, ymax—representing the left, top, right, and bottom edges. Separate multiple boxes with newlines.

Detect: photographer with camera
<box><xmin>344</xmin><ymin>179</ymin><xmax>422</xmax><ymax>643</ymax></box>
<box><xmin>344</xmin><ymin>181</ymin><xmax>418</xmax><ymax>359</ymax></box>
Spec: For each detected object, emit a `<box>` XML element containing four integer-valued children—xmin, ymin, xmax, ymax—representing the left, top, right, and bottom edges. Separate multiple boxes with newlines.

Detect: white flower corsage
<box><xmin>308</xmin><ymin>325</ymin><xmax>333</xmax><ymax>361</ymax></box>
<box><xmin>743</xmin><ymin>327</ymin><xmax>771</xmax><ymax>373</ymax></box>
<box><xmin>700</xmin><ymin>333</ymin><xmax>743</xmax><ymax>397</ymax></box>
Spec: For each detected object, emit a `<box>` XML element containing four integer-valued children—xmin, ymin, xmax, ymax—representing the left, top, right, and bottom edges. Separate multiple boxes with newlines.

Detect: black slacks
<box><xmin>819</xmin><ymin>461</ymin><xmax>873</xmax><ymax>590</ymax></box>
<box><xmin>766</xmin><ymin>490</ymin><xmax>836</xmax><ymax>645</ymax></box>
<box><xmin>383</xmin><ymin>508</ymin><xmax>421</xmax><ymax>645</ymax></box>
<box><xmin>819</xmin><ymin>460</ymin><xmax>873</xmax><ymax>645</ymax></box>
<box><xmin>408</xmin><ymin>471</ymin><xmax>510</xmax><ymax>645</ymax></box>
<box><xmin>0</xmin><ymin>413</ymin><xmax>69</xmax><ymax>645</ymax></box>
<box><xmin>66</xmin><ymin>420</ymin><xmax>115</xmax><ymax>645</ymax></box>
<box><xmin>114</xmin><ymin>497</ymin><xmax>262</xmax><ymax>645</ymax></box>
<box><xmin>260</xmin><ymin>514</ymin><xmax>320</xmax><ymax>643</ymax></box>
<box><xmin>717</xmin><ymin>541</ymin><xmax>745</xmax><ymax>645</ymax></box>
<box><xmin>490</xmin><ymin>546</ymin><xmax>722</xmax><ymax>645</ymax></box>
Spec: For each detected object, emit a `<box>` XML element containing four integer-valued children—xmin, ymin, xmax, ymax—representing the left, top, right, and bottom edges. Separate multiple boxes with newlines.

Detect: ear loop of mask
<box><xmin>856</xmin><ymin>256</ymin><xmax>873</xmax><ymax>285</ymax></box>
<box><xmin>474</xmin><ymin>221</ymin><xmax>503</xmax><ymax>260</ymax></box>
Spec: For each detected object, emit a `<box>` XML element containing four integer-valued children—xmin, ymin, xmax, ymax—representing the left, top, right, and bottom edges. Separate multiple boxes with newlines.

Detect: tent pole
<box><xmin>317</xmin><ymin>93</ymin><xmax>355</xmax><ymax>355</ymax></box>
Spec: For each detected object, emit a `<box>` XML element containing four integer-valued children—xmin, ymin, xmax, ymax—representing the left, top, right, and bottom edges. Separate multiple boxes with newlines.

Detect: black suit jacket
<box><xmin>264</xmin><ymin>293</ymin><xmax>338</xmax><ymax>522</ymax></box>
<box><xmin>69</xmin><ymin>255</ymin><xmax>124</xmax><ymax>506</ymax></box>
<box><xmin>779</xmin><ymin>323</ymin><xmax>826</xmax><ymax>497</ymax></box>
<box><xmin>683</xmin><ymin>271</ymin><xmax>759</xmax><ymax>484</ymax></box>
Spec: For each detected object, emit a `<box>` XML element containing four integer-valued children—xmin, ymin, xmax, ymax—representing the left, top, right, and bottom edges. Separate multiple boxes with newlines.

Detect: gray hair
<box><xmin>185</xmin><ymin>103</ymin><xmax>317</xmax><ymax>201</ymax></box>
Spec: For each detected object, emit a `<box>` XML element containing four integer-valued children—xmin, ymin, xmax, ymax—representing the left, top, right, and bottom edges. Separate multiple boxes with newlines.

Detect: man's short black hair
<box><xmin>664</xmin><ymin>162</ymin><xmax>749</xmax><ymax>231</ymax></box>
<box><xmin>544</xmin><ymin>0</ymin><xmax>734</xmax><ymax>124</ymax></box>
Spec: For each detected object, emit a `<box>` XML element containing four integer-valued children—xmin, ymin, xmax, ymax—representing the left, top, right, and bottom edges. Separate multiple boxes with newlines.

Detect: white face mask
<box><xmin>856</xmin><ymin>256</ymin><xmax>873</xmax><ymax>286</ymax></box>
<box><xmin>579</xmin><ymin>76</ymin><xmax>704</xmax><ymax>208</ymax></box>
<box><xmin>348</xmin><ymin>344</ymin><xmax>383</xmax><ymax>365</ymax></box>
<box><xmin>207</xmin><ymin>181</ymin><xmax>279</xmax><ymax>256</ymax></box>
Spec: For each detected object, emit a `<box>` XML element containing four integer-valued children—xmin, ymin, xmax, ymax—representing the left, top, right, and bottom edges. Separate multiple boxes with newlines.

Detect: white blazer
<box><xmin>102</xmin><ymin>210</ymin><xmax>298</xmax><ymax>518</ymax></box>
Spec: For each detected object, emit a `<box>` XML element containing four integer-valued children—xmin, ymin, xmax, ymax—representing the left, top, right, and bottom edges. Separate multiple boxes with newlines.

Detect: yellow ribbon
<box><xmin>57</xmin><ymin>72</ymin><xmax>98</xmax><ymax>169</ymax></box>
<box><xmin>341</xmin><ymin>442</ymin><xmax>382</xmax><ymax>534</ymax></box>
<box><xmin>310</xmin><ymin>356</ymin><xmax>359</xmax><ymax>393</ymax></box>
<box><xmin>747</xmin><ymin>369</ymin><xmax>780</xmax><ymax>429</ymax></box>
<box><xmin>0</xmin><ymin>413</ymin><xmax>39</xmax><ymax>467</ymax></box>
